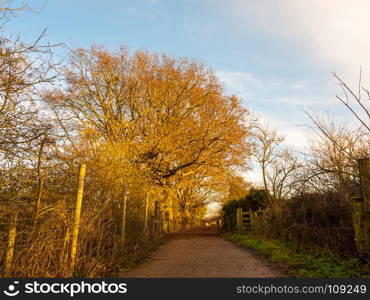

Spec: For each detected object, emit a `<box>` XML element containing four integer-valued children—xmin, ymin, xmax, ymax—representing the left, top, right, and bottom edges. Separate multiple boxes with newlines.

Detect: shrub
<box><xmin>268</xmin><ymin>192</ymin><xmax>356</xmax><ymax>256</ymax></box>
<box><xmin>222</xmin><ymin>188</ymin><xmax>267</xmax><ymax>231</ymax></box>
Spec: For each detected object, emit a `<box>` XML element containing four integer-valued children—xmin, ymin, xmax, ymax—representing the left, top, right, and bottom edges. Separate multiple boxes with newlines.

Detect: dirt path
<box><xmin>119</xmin><ymin>235</ymin><xmax>280</xmax><ymax>277</ymax></box>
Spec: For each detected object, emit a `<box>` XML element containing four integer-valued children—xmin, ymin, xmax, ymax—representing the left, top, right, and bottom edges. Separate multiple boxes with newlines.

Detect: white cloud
<box><xmin>287</xmin><ymin>80</ymin><xmax>305</xmax><ymax>90</ymax></box>
<box><xmin>242</xmin><ymin>168</ymin><xmax>263</xmax><ymax>185</ymax></box>
<box><xmin>217</xmin><ymin>71</ymin><xmax>255</xmax><ymax>82</ymax></box>
<box><xmin>234</xmin><ymin>0</ymin><xmax>370</xmax><ymax>80</ymax></box>
<box><xmin>217</xmin><ymin>71</ymin><xmax>256</xmax><ymax>87</ymax></box>
<box><xmin>256</xmin><ymin>112</ymin><xmax>312</xmax><ymax>150</ymax></box>
<box><xmin>217</xmin><ymin>70</ymin><xmax>333</xmax><ymax>106</ymax></box>
<box><xmin>216</xmin><ymin>71</ymin><xmax>257</xmax><ymax>97</ymax></box>
<box><xmin>255</xmin><ymin>96</ymin><xmax>335</xmax><ymax>106</ymax></box>
<box><xmin>214</xmin><ymin>1</ymin><xmax>370</xmax><ymax>187</ymax></box>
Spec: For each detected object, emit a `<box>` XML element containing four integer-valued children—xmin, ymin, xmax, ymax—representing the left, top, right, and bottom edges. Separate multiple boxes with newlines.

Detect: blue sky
<box><xmin>8</xmin><ymin>0</ymin><xmax>369</xmax><ymax>182</ymax></box>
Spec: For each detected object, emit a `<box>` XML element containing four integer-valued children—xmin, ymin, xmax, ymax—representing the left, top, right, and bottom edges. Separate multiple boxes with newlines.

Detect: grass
<box><xmin>114</xmin><ymin>236</ymin><xmax>167</xmax><ymax>275</ymax></box>
<box><xmin>225</xmin><ymin>232</ymin><xmax>370</xmax><ymax>278</ymax></box>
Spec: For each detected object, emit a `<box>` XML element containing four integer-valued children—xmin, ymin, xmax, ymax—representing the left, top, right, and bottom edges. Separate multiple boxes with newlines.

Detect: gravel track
<box><xmin>119</xmin><ymin>234</ymin><xmax>280</xmax><ymax>278</ymax></box>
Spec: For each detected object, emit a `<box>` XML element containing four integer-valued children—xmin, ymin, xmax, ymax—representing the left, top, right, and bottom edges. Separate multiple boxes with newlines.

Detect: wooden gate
<box><xmin>236</xmin><ymin>208</ymin><xmax>271</xmax><ymax>232</ymax></box>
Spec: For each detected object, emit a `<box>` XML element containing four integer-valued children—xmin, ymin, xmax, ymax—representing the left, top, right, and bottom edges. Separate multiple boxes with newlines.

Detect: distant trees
<box><xmin>251</xmin><ymin>124</ymin><xmax>301</xmax><ymax>210</ymax></box>
<box><xmin>225</xmin><ymin>175</ymin><xmax>251</xmax><ymax>203</ymax></box>
<box><xmin>0</xmin><ymin>7</ymin><xmax>57</xmax><ymax>219</ymax></box>
<box><xmin>0</xmin><ymin>35</ymin><xmax>52</xmax><ymax>157</ymax></box>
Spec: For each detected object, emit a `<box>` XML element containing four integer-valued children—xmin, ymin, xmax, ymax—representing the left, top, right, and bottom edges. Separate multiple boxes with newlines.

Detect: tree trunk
<box><xmin>69</xmin><ymin>163</ymin><xmax>86</xmax><ymax>277</ymax></box>
<box><xmin>34</xmin><ymin>176</ymin><xmax>44</xmax><ymax>224</ymax></box>
<box><xmin>34</xmin><ymin>137</ymin><xmax>46</xmax><ymax>224</ymax></box>
<box><xmin>4</xmin><ymin>211</ymin><xmax>17</xmax><ymax>277</ymax></box>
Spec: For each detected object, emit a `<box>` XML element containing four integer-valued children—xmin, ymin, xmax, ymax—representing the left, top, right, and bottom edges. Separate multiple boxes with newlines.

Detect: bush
<box><xmin>222</xmin><ymin>188</ymin><xmax>267</xmax><ymax>231</ymax></box>
<box><xmin>268</xmin><ymin>192</ymin><xmax>356</xmax><ymax>257</ymax></box>
<box><xmin>223</xmin><ymin>188</ymin><xmax>357</xmax><ymax>258</ymax></box>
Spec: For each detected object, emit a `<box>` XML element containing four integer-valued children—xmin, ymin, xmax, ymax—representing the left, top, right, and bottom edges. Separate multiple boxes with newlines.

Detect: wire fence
<box><xmin>0</xmin><ymin>193</ymin><xmax>167</xmax><ymax>277</ymax></box>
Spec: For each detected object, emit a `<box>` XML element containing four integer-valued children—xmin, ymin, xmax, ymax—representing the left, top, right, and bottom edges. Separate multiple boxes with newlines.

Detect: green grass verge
<box><xmin>114</xmin><ymin>236</ymin><xmax>167</xmax><ymax>275</ymax></box>
<box><xmin>226</xmin><ymin>232</ymin><xmax>370</xmax><ymax>278</ymax></box>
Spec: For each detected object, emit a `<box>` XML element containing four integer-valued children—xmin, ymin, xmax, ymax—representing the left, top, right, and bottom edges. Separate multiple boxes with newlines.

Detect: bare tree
<box><xmin>252</xmin><ymin>124</ymin><xmax>301</xmax><ymax>209</ymax></box>
<box><xmin>333</xmin><ymin>71</ymin><xmax>370</xmax><ymax>132</ymax></box>
<box><xmin>302</xmin><ymin>113</ymin><xmax>369</xmax><ymax>194</ymax></box>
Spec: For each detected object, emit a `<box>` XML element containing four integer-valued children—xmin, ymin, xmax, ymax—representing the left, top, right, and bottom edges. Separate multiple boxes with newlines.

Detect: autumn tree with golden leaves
<box><xmin>45</xmin><ymin>46</ymin><xmax>252</xmax><ymax>230</ymax></box>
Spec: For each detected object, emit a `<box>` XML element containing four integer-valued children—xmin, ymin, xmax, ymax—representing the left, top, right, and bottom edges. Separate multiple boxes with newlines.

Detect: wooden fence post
<box><xmin>248</xmin><ymin>209</ymin><xmax>252</xmax><ymax>229</ymax></box>
<box><xmin>120</xmin><ymin>187</ymin><xmax>128</xmax><ymax>252</ymax></box>
<box><xmin>152</xmin><ymin>201</ymin><xmax>161</xmax><ymax>239</ymax></box>
<box><xmin>352</xmin><ymin>158</ymin><xmax>370</xmax><ymax>256</ymax></box>
<box><xmin>69</xmin><ymin>163</ymin><xmax>86</xmax><ymax>277</ymax></box>
<box><xmin>168</xmin><ymin>197</ymin><xmax>174</xmax><ymax>233</ymax></box>
<box><xmin>236</xmin><ymin>208</ymin><xmax>242</xmax><ymax>233</ymax></box>
<box><xmin>352</xmin><ymin>197</ymin><xmax>365</xmax><ymax>252</ymax></box>
<box><xmin>157</xmin><ymin>201</ymin><xmax>161</xmax><ymax>236</ymax></box>
<box><xmin>4</xmin><ymin>211</ymin><xmax>17</xmax><ymax>277</ymax></box>
<box><xmin>143</xmin><ymin>192</ymin><xmax>149</xmax><ymax>237</ymax></box>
